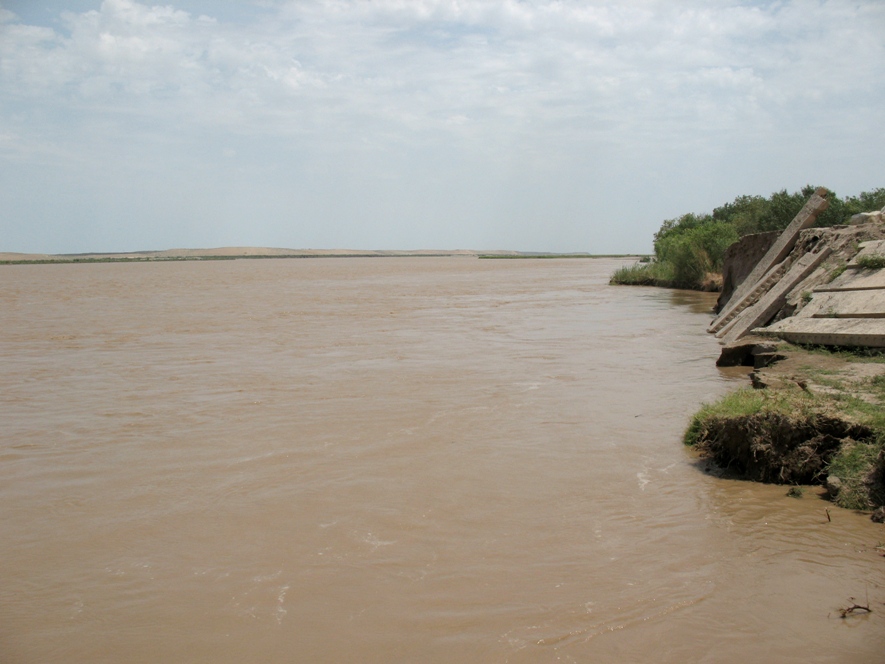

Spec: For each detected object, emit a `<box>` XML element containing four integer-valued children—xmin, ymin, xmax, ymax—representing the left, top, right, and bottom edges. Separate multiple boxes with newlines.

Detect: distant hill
<box><xmin>0</xmin><ymin>247</ymin><xmax>514</xmax><ymax>263</ymax></box>
<box><xmin>0</xmin><ymin>248</ymin><xmax>631</xmax><ymax>264</ymax></box>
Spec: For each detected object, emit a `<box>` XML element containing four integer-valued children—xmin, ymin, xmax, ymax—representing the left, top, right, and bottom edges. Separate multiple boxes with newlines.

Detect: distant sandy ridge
<box><xmin>0</xmin><ymin>247</ymin><xmax>520</xmax><ymax>262</ymax></box>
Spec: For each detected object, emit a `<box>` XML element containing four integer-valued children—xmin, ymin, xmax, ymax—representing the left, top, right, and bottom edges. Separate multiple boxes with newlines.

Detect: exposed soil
<box><xmin>696</xmin><ymin>341</ymin><xmax>885</xmax><ymax>510</ymax></box>
<box><xmin>718</xmin><ymin>336</ymin><xmax>885</xmax><ymax>395</ymax></box>
<box><xmin>694</xmin><ymin>409</ymin><xmax>871</xmax><ymax>484</ymax></box>
<box><xmin>750</xmin><ymin>342</ymin><xmax>885</xmax><ymax>396</ymax></box>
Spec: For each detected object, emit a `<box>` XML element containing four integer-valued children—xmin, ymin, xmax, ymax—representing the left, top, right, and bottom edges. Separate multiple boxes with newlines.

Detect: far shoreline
<box><xmin>0</xmin><ymin>247</ymin><xmax>644</xmax><ymax>265</ymax></box>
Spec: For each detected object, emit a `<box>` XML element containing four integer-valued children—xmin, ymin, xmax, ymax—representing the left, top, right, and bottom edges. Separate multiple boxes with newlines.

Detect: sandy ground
<box><xmin>751</xmin><ymin>340</ymin><xmax>885</xmax><ymax>402</ymax></box>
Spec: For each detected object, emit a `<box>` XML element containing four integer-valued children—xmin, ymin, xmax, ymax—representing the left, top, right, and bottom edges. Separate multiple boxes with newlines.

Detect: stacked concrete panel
<box><xmin>709</xmin><ymin>191</ymin><xmax>885</xmax><ymax>348</ymax></box>
<box><xmin>758</xmin><ymin>240</ymin><xmax>885</xmax><ymax>348</ymax></box>
<box><xmin>718</xmin><ymin>247</ymin><xmax>832</xmax><ymax>345</ymax></box>
<box><xmin>708</xmin><ymin>187</ymin><xmax>830</xmax><ymax>337</ymax></box>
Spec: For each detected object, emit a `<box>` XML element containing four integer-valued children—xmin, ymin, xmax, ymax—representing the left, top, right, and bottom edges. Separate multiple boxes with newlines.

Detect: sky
<box><xmin>1</xmin><ymin>0</ymin><xmax>883</xmax><ymax>254</ymax></box>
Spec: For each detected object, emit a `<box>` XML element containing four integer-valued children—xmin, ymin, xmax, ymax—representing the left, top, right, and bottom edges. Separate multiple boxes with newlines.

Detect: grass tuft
<box><xmin>828</xmin><ymin>440</ymin><xmax>885</xmax><ymax>510</ymax></box>
<box><xmin>855</xmin><ymin>254</ymin><xmax>885</xmax><ymax>270</ymax></box>
<box><xmin>609</xmin><ymin>260</ymin><xmax>675</xmax><ymax>287</ymax></box>
<box><xmin>827</xmin><ymin>263</ymin><xmax>847</xmax><ymax>282</ymax></box>
<box><xmin>686</xmin><ymin>383</ymin><xmax>885</xmax><ymax>506</ymax></box>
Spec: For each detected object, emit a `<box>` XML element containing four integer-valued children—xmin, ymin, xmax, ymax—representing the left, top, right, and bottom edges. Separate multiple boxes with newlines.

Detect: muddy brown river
<box><xmin>1</xmin><ymin>257</ymin><xmax>883</xmax><ymax>662</ymax></box>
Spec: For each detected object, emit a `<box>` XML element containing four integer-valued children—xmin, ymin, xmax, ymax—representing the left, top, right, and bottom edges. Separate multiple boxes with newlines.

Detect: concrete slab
<box><xmin>757</xmin><ymin>317</ymin><xmax>885</xmax><ymax>347</ymax></box>
<box><xmin>708</xmin><ymin>260</ymin><xmax>789</xmax><ymax>334</ymax></box>
<box><xmin>717</xmin><ymin>247</ymin><xmax>832</xmax><ymax>344</ymax></box>
<box><xmin>814</xmin><ymin>269</ymin><xmax>885</xmax><ymax>292</ymax></box>
<box><xmin>807</xmin><ymin>289</ymin><xmax>885</xmax><ymax>318</ymax></box>
<box><xmin>850</xmin><ymin>240</ymin><xmax>885</xmax><ymax>263</ymax></box>
<box><xmin>711</xmin><ymin>187</ymin><xmax>828</xmax><ymax>324</ymax></box>
<box><xmin>794</xmin><ymin>291</ymin><xmax>838</xmax><ymax>318</ymax></box>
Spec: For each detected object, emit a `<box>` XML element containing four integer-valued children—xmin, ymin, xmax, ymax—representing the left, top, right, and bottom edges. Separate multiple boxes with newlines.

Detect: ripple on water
<box><xmin>1</xmin><ymin>258</ymin><xmax>884</xmax><ymax>663</ymax></box>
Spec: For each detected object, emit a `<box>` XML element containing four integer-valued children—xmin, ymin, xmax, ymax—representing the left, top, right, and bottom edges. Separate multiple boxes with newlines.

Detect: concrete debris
<box><xmin>710</xmin><ymin>187</ymin><xmax>829</xmax><ymax>333</ymax></box>
<box><xmin>713</xmin><ymin>191</ymin><xmax>885</xmax><ymax>348</ymax></box>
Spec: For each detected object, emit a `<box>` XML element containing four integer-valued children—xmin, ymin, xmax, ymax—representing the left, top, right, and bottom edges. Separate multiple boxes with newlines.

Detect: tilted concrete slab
<box><xmin>849</xmin><ymin>240</ymin><xmax>885</xmax><ymax>264</ymax></box>
<box><xmin>717</xmin><ymin>246</ymin><xmax>832</xmax><ymax>344</ymax></box>
<box><xmin>803</xmin><ymin>289</ymin><xmax>885</xmax><ymax>318</ymax></box>
<box><xmin>814</xmin><ymin>268</ymin><xmax>885</xmax><ymax>292</ymax></box>
<box><xmin>709</xmin><ymin>187</ymin><xmax>829</xmax><ymax>327</ymax></box>
<box><xmin>757</xmin><ymin>317</ymin><xmax>885</xmax><ymax>347</ymax></box>
<box><xmin>708</xmin><ymin>260</ymin><xmax>789</xmax><ymax>334</ymax></box>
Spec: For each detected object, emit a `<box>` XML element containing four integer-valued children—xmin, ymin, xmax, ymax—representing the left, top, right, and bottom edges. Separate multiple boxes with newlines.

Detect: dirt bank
<box><xmin>689</xmin><ymin>341</ymin><xmax>885</xmax><ymax>514</ymax></box>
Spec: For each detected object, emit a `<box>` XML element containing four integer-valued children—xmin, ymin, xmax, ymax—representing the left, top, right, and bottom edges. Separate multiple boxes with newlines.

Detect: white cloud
<box><xmin>0</xmin><ymin>0</ymin><xmax>884</xmax><ymax>252</ymax></box>
<box><xmin>3</xmin><ymin>0</ymin><xmax>881</xmax><ymax>139</ymax></box>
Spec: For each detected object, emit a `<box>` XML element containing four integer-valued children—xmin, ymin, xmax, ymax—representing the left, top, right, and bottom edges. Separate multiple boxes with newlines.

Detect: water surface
<box><xmin>1</xmin><ymin>257</ymin><xmax>883</xmax><ymax>662</ymax></box>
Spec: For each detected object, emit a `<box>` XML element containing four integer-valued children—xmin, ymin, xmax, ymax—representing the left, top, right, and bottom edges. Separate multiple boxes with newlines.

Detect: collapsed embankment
<box><xmin>685</xmin><ymin>346</ymin><xmax>885</xmax><ymax>513</ymax></box>
<box><xmin>686</xmin><ymin>214</ymin><xmax>885</xmax><ymax>518</ymax></box>
<box><xmin>687</xmin><ymin>393</ymin><xmax>870</xmax><ymax>485</ymax></box>
<box><xmin>608</xmin><ymin>188</ymin><xmax>885</xmax><ymax>515</ymax></box>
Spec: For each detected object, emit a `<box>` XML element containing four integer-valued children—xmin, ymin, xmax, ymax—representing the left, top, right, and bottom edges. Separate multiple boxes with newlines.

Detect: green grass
<box><xmin>685</xmin><ymin>381</ymin><xmax>885</xmax><ymax>508</ymax></box>
<box><xmin>684</xmin><ymin>386</ymin><xmax>827</xmax><ymax>447</ymax></box>
<box><xmin>686</xmin><ymin>371</ymin><xmax>885</xmax><ymax>438</ymax></box>
<box><xmin>855</xmin><ymin>254</ymin><xmax>885</xmax><ymax>270</ymax></box>
<box><xmin>847</xmin><ymin>383</ymin><xmax>885</xmax><ymax>432</ymax></box>
<box><xmin>827</xmin><ymin>263</ymin><xmax>847</xmax><ymax>282</ymax></box>
<box><xmin>828</xmin><ymin>439</ymin><xmax>885</xmax><ymax>510</ymax></box>
<box><xmin>609</xmin><ymin>260</ymin><xmax>677</xmax><ymax>287</ymax></box>
<box><xmin>781</xmin><ymin>342</ymin><xmax>885</xmax><ymax>362</ymax></box>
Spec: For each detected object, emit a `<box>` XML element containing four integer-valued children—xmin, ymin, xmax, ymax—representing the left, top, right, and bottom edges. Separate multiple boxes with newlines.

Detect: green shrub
<box><xmin>654</xmin><ymin>221</ymin><xmax>738</xmax><ymax>287</ymax></box>
<box><xmin>856</xmin><ymin>254</ymin><xmax>885</xmax><ymax>270</ymax></box>
<box><xmin>609</xmin><ymin>260</ymin><xmax>675</xmax><ymax>287</ymax></box>
<box><xmin>613</xmin><ymin>185</ymin><xmax>884</xmax><ymax>292</ymax></box>
<box><xmin>842</xmin><ymin>187</ymin><xmax>885</xmax><ymax>217</ymax></box>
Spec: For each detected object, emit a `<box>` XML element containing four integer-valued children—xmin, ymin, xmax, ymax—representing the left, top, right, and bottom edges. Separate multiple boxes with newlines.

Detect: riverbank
<box><xmin>687</xmin><ymin>339</ymin><xmax>885</xmax><ymax>516</ymax></box>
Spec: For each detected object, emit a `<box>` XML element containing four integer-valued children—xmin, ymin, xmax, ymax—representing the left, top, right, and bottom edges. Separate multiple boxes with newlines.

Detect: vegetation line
<box><xmin>610</xmin><ymin>185</ymin><xmax>885</xmax><ymax>291</ymax></box>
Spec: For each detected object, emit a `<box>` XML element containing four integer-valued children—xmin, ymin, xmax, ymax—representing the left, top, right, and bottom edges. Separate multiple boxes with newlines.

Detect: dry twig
<box><xmin>839</xmin><ymin>594</ymin><xmax>872</xmax><ymax>619</ymax></box>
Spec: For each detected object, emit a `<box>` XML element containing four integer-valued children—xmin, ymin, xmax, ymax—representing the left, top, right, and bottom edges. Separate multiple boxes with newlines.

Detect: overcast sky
<box><xmin>1</xmin><ymin>0</ymin><xmax>883</xmax><ymax>254</ymax></box>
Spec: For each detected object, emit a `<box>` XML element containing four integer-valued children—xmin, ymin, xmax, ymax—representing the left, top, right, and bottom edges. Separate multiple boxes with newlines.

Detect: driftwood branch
<box><xmin>839</xmin><ymin>594</ymin><xmax>872</xmax><ymax>619</ymax></box>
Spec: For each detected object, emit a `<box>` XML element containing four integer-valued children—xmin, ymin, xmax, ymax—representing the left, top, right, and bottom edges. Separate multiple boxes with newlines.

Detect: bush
<box><xmin>856</xmin><ymin>254</ymin><xmax>885</xmax><ymax>270</ymax></box>
<box><xmin>843</xmin><ymin>187</ymin><xmax>885</xmax><ymax>217</ymax></box>
<box><xmin>609</xmin><ymin>261</ymin><xmax>674</xmax><ymax>286</ymax></box>
<box><xmin>655</xmin><ymin>222</ymin><xmax>738</xmax><ymax>288</ymax></box>
<box><xmin>613</xmin><ymin>185</ymin><xmax>884</xmax><ymax>291</ymax></box>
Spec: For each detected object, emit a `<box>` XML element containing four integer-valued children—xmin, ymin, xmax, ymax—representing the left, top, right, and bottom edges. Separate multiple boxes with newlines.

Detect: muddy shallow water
<box><xmin>1</xmin><ymin>257</ymin><xmax>883</xmax><ymax>662</ymax></box>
